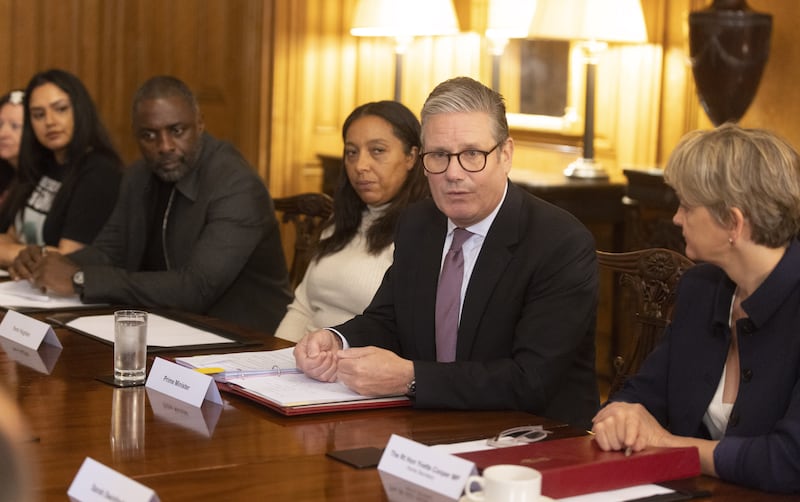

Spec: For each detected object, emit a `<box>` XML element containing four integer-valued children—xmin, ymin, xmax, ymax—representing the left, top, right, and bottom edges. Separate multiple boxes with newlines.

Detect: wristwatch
<box><xmin>72</xmin><ymin>270</ymin><xmax>85</xmax><ymax>296</ymax></box>
<box><xmin>406</xmin><ymin>378</ymin><xmax>416</xmax><ymax>398</ymax></box>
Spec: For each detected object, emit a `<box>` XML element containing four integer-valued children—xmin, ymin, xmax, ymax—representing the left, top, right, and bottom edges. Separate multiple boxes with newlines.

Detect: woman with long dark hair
<box><xmin>275</xmin><ymin>101</ymin><xmax>429</xmax><ymax>341</ymax></box>
<box><xmin>0</xmin><ymin>69</ymin><xmax>122</xmax><ymax>266</ymax></box>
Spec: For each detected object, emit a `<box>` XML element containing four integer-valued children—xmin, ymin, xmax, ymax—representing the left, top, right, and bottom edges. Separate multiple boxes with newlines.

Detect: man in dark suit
<box><xmin>295</xmin><ymin>76</ymin><xmax>599</xmax><ymax>428</ymax></box>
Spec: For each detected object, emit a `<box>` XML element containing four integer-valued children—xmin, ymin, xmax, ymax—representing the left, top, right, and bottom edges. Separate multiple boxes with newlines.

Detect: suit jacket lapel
<box><xmin>457</xmin><ymin>181</ymin><xmax>522</xmax><ymax>359</ymax></box>
<box><xmin>413</xmin><ymin>207</ymin><xmax>447</xmax><ymax>359</ymax></box>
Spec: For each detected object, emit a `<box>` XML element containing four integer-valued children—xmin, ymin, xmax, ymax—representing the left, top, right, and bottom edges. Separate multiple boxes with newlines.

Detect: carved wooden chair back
<box><xmin>598</xmin><ymin>248</ymin><xmax>695</xmax><ymax>396</ymax></box>
<box><xmin>273</xmin><ymin>193</ymin><xmax>333</xmax><ymax>288</ymax></box>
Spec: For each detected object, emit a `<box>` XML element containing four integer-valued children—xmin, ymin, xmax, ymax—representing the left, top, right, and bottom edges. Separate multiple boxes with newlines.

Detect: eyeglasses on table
<box><xmin>486</xmin><ymin>425</ymin><xmax>552</xmax><ymax>448</ymax></box>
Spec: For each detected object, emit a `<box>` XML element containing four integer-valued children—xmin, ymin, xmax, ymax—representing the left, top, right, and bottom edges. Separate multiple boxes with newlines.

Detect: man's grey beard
<box><xmin>153</xmin><ymin>160</ymin><xmax>192</xmax><ymax>182</ymax></box>
<box><xmin>150</xmin><ymin>135</ymin><xmax>203</xmax><ymax>182</ymax></box>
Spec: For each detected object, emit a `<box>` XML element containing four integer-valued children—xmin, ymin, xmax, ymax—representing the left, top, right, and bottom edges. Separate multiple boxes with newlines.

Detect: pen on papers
<box><xmin>195</xmin><ymin>367</ymin><xmax>303</xmax><ymax>380</ymax></box>
<box><xmin>194</xmin><ymin>367</ymin><xmax>226</xmax><ymax>374</ymax></box>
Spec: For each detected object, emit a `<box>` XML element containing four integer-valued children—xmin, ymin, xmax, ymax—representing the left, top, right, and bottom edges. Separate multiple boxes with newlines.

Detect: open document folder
<box><xmin>176</xmin><ymin>348</ymin><xmax>410</xmax><ymax>415</ymax></box>
<box><xmin>0</xmin><ymin>280</ymin><xmax>98</xmax><ymax>310</ymax></box>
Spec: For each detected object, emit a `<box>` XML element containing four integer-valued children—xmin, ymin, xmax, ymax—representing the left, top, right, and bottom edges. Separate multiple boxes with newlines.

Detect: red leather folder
<box><xmin>457</xmin><ymin>436</ymin><xmax>700</xmax><ymax>498</ymax></box>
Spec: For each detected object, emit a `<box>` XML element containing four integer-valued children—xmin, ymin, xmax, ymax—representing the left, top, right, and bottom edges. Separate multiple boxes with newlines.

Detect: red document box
<box><xmin>458</xmin><ymin>436</ymin><xmax>700</xmax><ymax>499</ymax></box>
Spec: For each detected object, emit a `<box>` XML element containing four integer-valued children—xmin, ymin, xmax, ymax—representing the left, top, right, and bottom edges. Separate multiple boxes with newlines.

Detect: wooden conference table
<box><xmin>0</xmin><ymin>307</ymin><xmax>794</xmax><ymax>501</ymax></box>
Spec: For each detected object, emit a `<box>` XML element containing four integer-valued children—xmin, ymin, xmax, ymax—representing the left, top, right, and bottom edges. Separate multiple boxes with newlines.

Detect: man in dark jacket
<box><xmin>12</xmin><ymin>76</ymin><xmax>291</xmax><ymax>333</ymax></box>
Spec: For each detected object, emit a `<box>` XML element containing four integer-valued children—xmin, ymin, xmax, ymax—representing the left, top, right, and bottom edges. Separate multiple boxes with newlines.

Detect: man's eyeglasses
<box><xmin>486</xmin><ymin>425</ymin><xmax>552</xmax><ymax>448</ymax></box>
<box><xmin>421</xmin><ymin>140</ymin><xmax>505</xmax><ymax>174</ymax></box>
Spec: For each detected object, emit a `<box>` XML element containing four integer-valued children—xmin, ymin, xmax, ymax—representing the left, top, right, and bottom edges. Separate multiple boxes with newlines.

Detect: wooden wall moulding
<box><xmin>0</xmin><ymin>0</ymin><xmax>270</xmax><ymax>175</ymax></box>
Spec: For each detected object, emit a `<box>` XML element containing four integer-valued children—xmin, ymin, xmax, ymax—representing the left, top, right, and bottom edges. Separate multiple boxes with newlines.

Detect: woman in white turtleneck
<box><xmin>275</xmin><ymin>101</ymin><xmax>428</xmax><ymax>342</ymax></box>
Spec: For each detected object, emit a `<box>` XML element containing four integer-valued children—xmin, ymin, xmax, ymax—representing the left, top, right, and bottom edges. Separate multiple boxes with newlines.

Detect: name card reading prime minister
<box><xmin>145</xmin><ymin>357</ymin><xmax>223</xmax><ymax>408</ymax></box>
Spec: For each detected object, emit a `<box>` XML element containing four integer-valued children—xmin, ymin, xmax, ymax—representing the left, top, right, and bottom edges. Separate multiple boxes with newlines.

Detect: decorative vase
<box><xmin>688</xmin><ymin>0</ymin><xmax>772</xmax><ymax>125</ymax></box>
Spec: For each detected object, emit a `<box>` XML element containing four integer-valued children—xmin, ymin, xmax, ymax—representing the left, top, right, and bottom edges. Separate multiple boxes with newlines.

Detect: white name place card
<box><xmin>0</xmin><ymin>309</ymin><xmax>62</xmax><ymax>350</ymax></box>
<box><xmin>145</xmin><ymin>357</ymin><xmax>222</xmax><ymax>407</ymax></box>
<box><xmin>378</xmin><ymin>434</ymin><xmax>476</xmax><ymax>500</ymax></box>
<box><xmin>67</xmin><ymin>457</ymin><xmax>159</xmax><ymax>502</ymax></box>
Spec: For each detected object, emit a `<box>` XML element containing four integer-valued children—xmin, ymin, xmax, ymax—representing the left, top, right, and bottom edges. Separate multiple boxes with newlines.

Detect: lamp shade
<box><xmin>487</xmin><ymin>0</ymin><xmax>538</xmax><ymax>40</ymax></box>
<box><xmin>351</xmin><ymin>0</ymin><xmax>460</xmax><ymax>38</ymax></box>
<box><xmin>529</xmin><ymin>0</ymin><xmax>647</xmax><ymax>43</ymax></box>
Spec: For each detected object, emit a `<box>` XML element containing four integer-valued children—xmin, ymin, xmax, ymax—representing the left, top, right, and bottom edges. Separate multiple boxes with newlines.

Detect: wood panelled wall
<box><xmin>270</xmin><ymin>0</ymin><xmax>672</xmax><ymax>196</ymax></box>
<box><xmin>0</xmin><ymin>0</ymin><xmax>273</xmax><ymax>179</ymax></box>
<box><xmin>0</xmin><ymin>0</ymin><xmax>796</xmax><ymax>197</ymax></box>
<box><xmin>270</xmin><ymin>0</ymin><xmax>484</xmax><ymax>196</ymax></box>
<box><xmin>270</xmin><ymin>0</ymin><xmax>800</xmax><ymax>198</ymax></box>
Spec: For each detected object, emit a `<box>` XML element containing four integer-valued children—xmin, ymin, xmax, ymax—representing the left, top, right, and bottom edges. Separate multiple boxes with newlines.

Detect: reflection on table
<box><xmin>0</xmin><ymin>307</ymin><xmax>795</xmax><ymax>501</ymax></box>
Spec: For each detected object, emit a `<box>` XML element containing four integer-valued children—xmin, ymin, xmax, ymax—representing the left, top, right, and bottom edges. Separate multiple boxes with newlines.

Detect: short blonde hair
<box><xmin>664</xmin><ymin>123</ymin><xmax>800</xmax><ymax>247</ymax></box>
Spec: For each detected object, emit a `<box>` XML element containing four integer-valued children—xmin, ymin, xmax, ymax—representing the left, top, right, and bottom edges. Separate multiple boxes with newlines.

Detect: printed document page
<box><xmin>177</xmin><ymin>348</ymin><xmax>406</xmax><ymax>408</ymax></box>
<box><xmin>228</xmin><ymin>372</ymin><xmax>369</xmax><ymax>407</ymax></box>
<box><xmin>0</xmin><ymin>280</ymin><xmax>94</xmax><ymax>309</ymax></box>
<box><xmin>67</xmin><ymin>313</ymin><xmax>234</xmax><ymax>347</ymax></box>
<box><xmin>175</xmin><ymin>348</ymin><xmax>297</xmax><ymax>372</ymax></box>
<box><xmin>556</xmin><ymin>484</ymin><xmax>675</xmax><ymax>501</ymax></box>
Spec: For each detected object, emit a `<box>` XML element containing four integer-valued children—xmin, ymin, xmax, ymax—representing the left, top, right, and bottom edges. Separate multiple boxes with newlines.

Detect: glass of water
<box><xmin>113</xmin><ymin>310</ymin><xmax>147</xmax><ymax>384</ymax></box>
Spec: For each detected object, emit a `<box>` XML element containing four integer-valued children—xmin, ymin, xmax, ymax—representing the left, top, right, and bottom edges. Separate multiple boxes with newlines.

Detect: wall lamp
<box><xmin>350</xmin><ymin>0</ymin><xmax>460</xmax><ymax>102</ymax></box>
<box><xmin>529</xmin><ymin>0</ymin><xmax>647</xmax><ymax>179</ymax></box>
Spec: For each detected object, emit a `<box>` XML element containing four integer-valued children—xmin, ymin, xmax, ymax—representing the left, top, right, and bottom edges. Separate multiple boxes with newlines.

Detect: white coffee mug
<box><xmin>465</xmin><ymin>464</ymin><xmax>542</xmax><ymax>502</ymax></box>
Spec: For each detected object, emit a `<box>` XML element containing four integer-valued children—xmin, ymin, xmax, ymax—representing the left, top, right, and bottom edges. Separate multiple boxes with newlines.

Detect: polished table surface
<box><xmin>0</xmin><ymin>308</ymin><xmax>795</xmax><ymax>501</ymax></box>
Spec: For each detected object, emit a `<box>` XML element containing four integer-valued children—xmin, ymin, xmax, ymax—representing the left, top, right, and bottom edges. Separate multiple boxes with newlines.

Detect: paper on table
<box><xmin>176</xmin><ymin>349</ymin><xmax>367</xmax><ymax>406</ymax></box>
<box><xmin>175</xmin><ymin>348</ymin><xmax>297</xmax><ymax>372</ymax></box>
<box><xmin>66</xmin><ymin>313</ymin><xmax>233</xmax><ymax>348</ymax></box>
<box><xmin>0</xmin><ymin>280</ymin><xmax>91</xmax><ymax>309</ymax></box>
<box><xmin>431</xmin><ymin>439</ymin><xmax>494</xmax><ymax>455</ymax></box>
<box><xmin>556</xmin><ymin>484</ymin><xmax>675</xmax><ymax>501</ymax></box>
<box><xmin>1</xmin><ymin>280</ymin><xmax>48</xmax><ymax>301</ymax></box>
<box><xmin>177</xmin><ymin>348</ymin><xmax>403</xmax><ymax>407</ymax></box>
<box><xmin>224</xmin><ymin>372</ymin><xmax>372</xmax><ymax>407</ymax></box>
